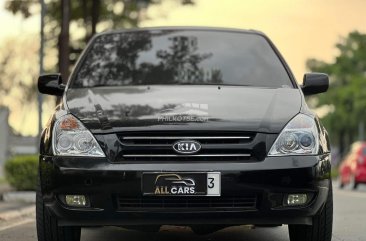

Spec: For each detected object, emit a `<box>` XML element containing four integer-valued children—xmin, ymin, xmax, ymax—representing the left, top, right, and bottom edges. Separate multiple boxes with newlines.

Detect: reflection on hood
<box><xmin>66</xmin><ymin>85</ymin><xmax>301</xmax><ymax>133</ymax></box>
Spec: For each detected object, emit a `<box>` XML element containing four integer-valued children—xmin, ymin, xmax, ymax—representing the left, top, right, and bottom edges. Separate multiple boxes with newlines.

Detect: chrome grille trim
<box><xmin>122</xmin><ymin>136</ymin><xmax>251</xmax><ymax>140</ymax></box>
<box><xmin>123</xmin><ymin>154</ymin><xmax>251</xmax><ymax>158</ymax></box>
<box><xmin>116</xmin><ymin>132</ymin><xmax>256</xmax><ymax>161</ymax></box>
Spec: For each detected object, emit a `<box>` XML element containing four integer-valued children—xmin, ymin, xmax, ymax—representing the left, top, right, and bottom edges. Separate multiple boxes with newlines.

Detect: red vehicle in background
<box><xmin>339</xmin><ymin>142</ymin><xmax>366</xmax><ymax>189</ymax></box>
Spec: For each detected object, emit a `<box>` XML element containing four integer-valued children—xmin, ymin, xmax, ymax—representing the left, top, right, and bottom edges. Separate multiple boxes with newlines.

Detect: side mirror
<box><xmin>301</xmin><ymin>73</ymin><xmax>329</xmax><ymax>95</ymax></box>
<box><xmin>38</xmin><ymin>74</ymin><xmax>65</xmax><ymax>96</ymax></box>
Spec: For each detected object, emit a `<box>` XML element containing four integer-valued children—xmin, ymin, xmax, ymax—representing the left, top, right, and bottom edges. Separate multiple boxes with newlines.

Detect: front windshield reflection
<box><xmin>73</xmin><ymin>30</ymin><xmax>291</xmax><ymax>88</ymax></box>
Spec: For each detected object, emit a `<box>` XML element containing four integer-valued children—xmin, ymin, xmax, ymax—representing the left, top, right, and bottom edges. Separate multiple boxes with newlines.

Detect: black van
<box><xmin>37</xmin><ymin>27</ymin><xmax>332</xmax><ymax>241</ymax></box>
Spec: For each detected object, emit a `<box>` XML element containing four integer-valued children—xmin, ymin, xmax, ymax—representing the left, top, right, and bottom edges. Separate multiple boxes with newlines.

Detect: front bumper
<box><xmin>39</xmin><ymin>154</ymin><xmax>331</xmax><ymax>227</ymax></box>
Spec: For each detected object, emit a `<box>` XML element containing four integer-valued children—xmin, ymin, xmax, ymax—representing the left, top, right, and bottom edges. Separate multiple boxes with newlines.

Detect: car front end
<box><xmin>37</xmin><ymin>27</ymin><xmax>332</xmax><ymax>241</ymax></box>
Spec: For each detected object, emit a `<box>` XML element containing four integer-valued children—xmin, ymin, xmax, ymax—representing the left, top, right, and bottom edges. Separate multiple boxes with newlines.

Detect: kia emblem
<box><xmin>173</xmin><ymin>140</ymin><xmax>201</xmax><ymax>154</ymax></box>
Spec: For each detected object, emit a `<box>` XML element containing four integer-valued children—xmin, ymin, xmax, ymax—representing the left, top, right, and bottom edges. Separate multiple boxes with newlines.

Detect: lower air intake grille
<box><xmin>116</xmin><ymin>196</ymin><xmax>257</xmax><ymax>211</ymax></box>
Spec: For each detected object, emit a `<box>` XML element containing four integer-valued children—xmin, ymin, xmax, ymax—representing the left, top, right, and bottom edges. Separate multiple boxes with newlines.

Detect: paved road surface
<box><xmin>1</xmin><ymin>183</ymin><xmax>365</xmax><ymax>241</ymax></box>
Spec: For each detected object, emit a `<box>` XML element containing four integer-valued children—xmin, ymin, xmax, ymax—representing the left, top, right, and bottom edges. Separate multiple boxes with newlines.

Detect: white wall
<box><xmin>0</xmin><ymin>107</ymin><xmax>10</xmax><ymax>177</ymax></box>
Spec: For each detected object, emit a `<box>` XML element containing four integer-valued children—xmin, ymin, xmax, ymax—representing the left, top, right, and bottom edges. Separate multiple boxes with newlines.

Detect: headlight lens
<box><xmin>53</xmin><ymin>114</ymin><xmax>105</xmax><ymax>157</ymax></box>
<box><xmin>268</xmin><ymin>114</ymin><xmax>319</xmax><ymax>156</ymax></box>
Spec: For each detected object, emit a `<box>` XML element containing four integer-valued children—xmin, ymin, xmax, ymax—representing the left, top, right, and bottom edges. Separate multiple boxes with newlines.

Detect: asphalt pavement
<box><xmin>0</xmin><ymin>183</ymin><xmax>365</xmax><ymax>241</ymax></box>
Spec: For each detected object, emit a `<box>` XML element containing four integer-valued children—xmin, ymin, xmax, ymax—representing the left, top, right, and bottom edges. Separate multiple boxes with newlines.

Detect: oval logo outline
<box><xmin>172</xmin><ymin>140</ymin><xmax>202</xmax><ymax>154</ymax></box>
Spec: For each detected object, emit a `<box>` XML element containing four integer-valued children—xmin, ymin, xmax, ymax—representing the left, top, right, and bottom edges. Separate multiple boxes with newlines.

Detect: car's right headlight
<box><xmin>268</xmin><ymin>113</ymin><xmax>319</xmax><ymax>156</ymax></box>
<box><xmin>52</xmin><ymin>114</ymin><xmax>105</xmax><ymax>157</ymax></box>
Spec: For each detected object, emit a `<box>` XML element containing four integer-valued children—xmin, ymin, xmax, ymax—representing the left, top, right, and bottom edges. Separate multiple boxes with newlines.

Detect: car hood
<box><xmin>65</xmin><ymin>85</ymin><xmax>302</xmax><ymax>134</ymax></box>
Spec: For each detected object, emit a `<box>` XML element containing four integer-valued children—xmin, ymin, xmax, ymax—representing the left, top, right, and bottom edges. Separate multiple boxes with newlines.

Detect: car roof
<box><xmin>94</xmin><ymin>26</ymin><xmax>267</xmax><ymax>38</ymax></box>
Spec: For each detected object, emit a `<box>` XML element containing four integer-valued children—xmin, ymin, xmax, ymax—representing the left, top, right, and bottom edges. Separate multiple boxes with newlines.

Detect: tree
<box><xmin>59</xmin><ymin>0</ymin><xmax>70</xmax><ymax>80</ymax></box>
<box><xmin>0</xmin><ymin>37</ymin><xmax>39</xmax><ymax>105</ymax></box>
<box><xmin>73</xmin><ymin>32</ymin><xmax>220</xmax><ymax>87</ymax></box>
<box><xmin>5</xmin><ymin>0</ymin><xmax>195</xmax><ymax>82</ymax></box>
<box><xmin>0</xmin><ymin>37</ymin><xmax>56</xmax><ymax>135</ymax></box>
<box><xmin>306</xmin><ymin>31</ymin><xmax>366</xmax><ymax>156</ymax></box>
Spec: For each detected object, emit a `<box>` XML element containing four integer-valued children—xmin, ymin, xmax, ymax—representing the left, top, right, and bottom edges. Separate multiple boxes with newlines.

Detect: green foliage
<box><xmin>331</xmin><ymin>168</ymin><xmax>339</xmax><ymax>179</ymax></box>
<box><xmin>0</xmin><ymin>177</ymin><xmax>7</xmax><ymax>185</ymax></box>
<box><xmin>306</xmin><ymin>31</ymin><xmax>366</xmax><ymax>154</ymax></box>
<box><xmin>4</xmin><ymin>155</ymin><xmax>39</xmax><ymax>191</ymax></box>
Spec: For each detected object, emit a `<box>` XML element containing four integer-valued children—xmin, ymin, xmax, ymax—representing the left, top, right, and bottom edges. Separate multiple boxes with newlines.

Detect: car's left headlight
<box><xmin>52</xmin><ymin>114</ymin><xmax>105</xmax><ymax>157</ymax></box>
<box><xmin>268</xmin><ymin>113</ymin><xmax>319</xmax><ymax>156</ymax></box>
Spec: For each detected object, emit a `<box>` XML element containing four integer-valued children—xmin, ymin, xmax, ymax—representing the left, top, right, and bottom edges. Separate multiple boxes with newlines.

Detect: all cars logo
<box><xmin>154</xmin><ymin>174</ymin><xmax>196</xmax><ymax>195</ymax></box>
<box><xmin>173</xmin><ymin>140</ymin><xmax>201</xmax><ymax>154</ymax></box>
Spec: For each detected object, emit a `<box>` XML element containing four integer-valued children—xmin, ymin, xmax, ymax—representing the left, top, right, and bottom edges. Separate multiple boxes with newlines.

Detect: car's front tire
<box><xmin>288</xmin><ymin>182</ymin><xmax>333</xmax><ymax>241</ymax></box>
<box><xmin>338</xmin><ymin>177</ymin><xmax>344</xmax><ymax>189</ymax></box>
<box><xmin>36</xmin><ymin>181</ymin><xmax>81</xmax><ymax>241</ymax></box>
<box><xmin>350</xmin><ymin>175</ymin><xmax>359</xmax><ymax>190</ymax></box>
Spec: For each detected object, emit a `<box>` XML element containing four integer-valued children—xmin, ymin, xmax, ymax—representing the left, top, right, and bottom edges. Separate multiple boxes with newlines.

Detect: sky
<box><xmin>1</xmin><ymin>0</ymin><xmax>366</xmax><ymax>136</ymax></box>
<box><xmin>142</xmin><ymin>0</ymin><xmax>366</xmax><ymax>81</ymax></box>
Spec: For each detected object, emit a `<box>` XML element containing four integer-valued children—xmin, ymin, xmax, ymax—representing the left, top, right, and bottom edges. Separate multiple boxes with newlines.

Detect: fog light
<box><xmin>286</xmin><ymin>194</ymin><xmax>308</xmax><ymax>206</ymax></box>
<box><xmin>65</xmin><ymin>195</ymin><xmax>87</xmax><ymax>207</ymax></box>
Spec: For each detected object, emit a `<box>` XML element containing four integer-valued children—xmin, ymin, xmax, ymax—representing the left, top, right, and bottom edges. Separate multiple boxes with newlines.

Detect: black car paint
<box><xmin>39</xmin><ymin>27</ymin><xmax>331</xmax><ymax>228</ymax></box>
<box><xmin>39</xmin><ymin>154</ymin><xmax>330</xmax><ymax>226</ymax></box>
<box><xmin>65</xmin><ymin>86</ymin><xmax>302</xmax><ymax>134</ymax></box>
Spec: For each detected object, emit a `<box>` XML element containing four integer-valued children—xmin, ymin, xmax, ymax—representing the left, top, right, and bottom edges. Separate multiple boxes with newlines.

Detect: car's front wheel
<box><xmin>338</xmin><ymin>176</ymin><xmax>344</xmax><ymax>189</ymax></box>
<box><xmin>36</xmin><ymin>182</ymin><xmax>81</xmax><ymax>241</ymax></box>
<box><xmin>288</xmin><ymin>182</ymin><xmax>333</xmax><ymax>241</ymax></box>
<box><xmin>350</xmin><ymin>174</ymin><xmax>359</xmax><ymax>190</ymax></box>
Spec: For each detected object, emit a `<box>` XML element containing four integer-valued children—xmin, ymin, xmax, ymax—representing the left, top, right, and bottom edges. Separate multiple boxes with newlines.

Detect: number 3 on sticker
<box><xmin>208</xmin><ymin>177</ymin><xmax>215</xmax><ymax>188</ymax></box>
<box><xmin>207</xmin><ymin>172</ymin><xmax>221</xmax><ymax>196</ymax></box>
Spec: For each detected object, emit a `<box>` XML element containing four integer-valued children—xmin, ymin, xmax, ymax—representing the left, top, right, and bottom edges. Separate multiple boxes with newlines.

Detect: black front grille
<box><xmin>116</xmin><ymin>131</ymin><xmax>256</xmax><ymax>162</ymax></box>
<box><xmin>116</xmin><ymin>195</ymin><xmax>257</xmax><ymax>211</ymax></box>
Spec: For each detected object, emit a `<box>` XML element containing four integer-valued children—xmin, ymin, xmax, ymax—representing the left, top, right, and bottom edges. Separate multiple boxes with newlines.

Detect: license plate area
<box><xmin>142</xmin><ymin>172</ymin><xmax>221</xmax><ymax>196</ymax></box>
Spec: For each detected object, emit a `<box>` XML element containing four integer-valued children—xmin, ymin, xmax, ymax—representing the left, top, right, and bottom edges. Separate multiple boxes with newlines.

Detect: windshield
<box><xmin>71</xmin><ymin>30</ymin><xmax>293</xmax><ymax>88</ymax></box>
